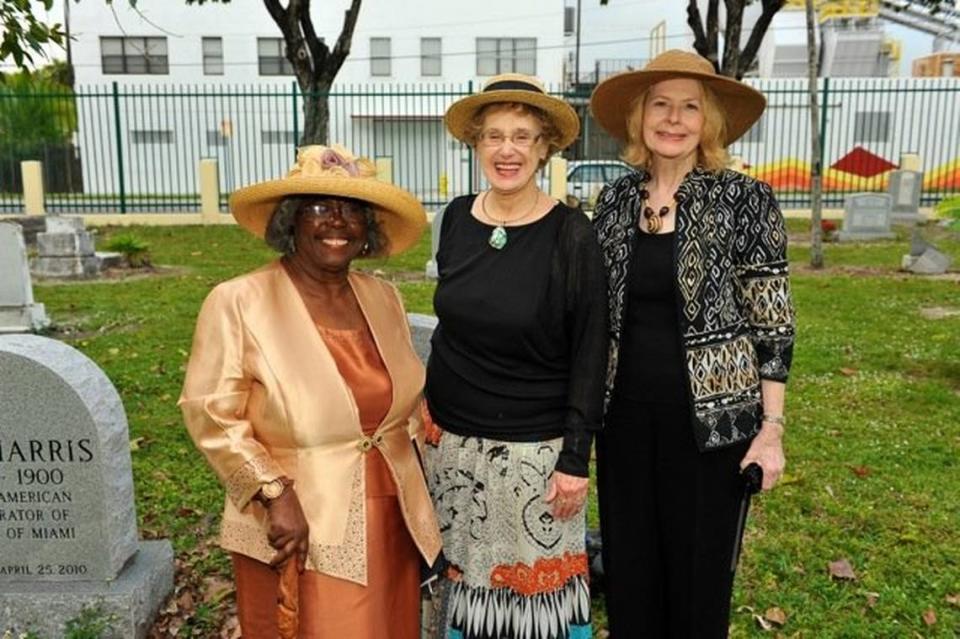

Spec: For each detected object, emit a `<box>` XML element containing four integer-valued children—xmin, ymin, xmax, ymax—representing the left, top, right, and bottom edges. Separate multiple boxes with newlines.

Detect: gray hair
<box><xmin>264</xmin><ymin>195</ymin><xmax>389</xmax><ymax>258</ymax></box>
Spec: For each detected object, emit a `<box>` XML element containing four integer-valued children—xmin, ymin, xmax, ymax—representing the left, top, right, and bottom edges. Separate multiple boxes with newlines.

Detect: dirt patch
<box><xmin>919</xmin><ymin>306</ymin><xmax>960</xmax><ymax>320</ymax></box>
<box><xmin>793</xmin><ymin>264</ymin><xmax>960</xmax><ymax>281</ymax></box>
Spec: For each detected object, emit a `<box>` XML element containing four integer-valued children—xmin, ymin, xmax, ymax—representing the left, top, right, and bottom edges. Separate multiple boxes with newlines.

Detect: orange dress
<box><xmin>232</xmin><ymin>323</ymin><xmax>421</xmax><ymax>638</ymax></box>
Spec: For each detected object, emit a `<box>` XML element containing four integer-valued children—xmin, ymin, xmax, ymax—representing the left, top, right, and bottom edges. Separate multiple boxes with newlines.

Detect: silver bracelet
<box><xmin>762</xmin><ymin>414</ymin><xmax>786</xmax><ymax>427</ymax></box>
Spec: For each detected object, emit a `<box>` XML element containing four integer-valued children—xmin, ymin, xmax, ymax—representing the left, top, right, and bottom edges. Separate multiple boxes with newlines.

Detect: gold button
<box><xmin>358</xmin><ymin>437</ymin><xmax>373</xmax><ymax>452</ymax></box>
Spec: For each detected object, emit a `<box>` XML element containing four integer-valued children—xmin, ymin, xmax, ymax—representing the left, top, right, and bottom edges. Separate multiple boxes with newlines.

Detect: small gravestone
<box><xmin>0</xmin><ymin>334</ymin><xmax>173</xmax><ymax>638</ymax></box>
<box><xmin>0</xmin><ymin>223</ymin><xmax>49</xmax><ymax>333</ymax></box>
<box><xmin>424</xmin><ymin>204</ymin><xmax>449</xmax><ymax>280</ymax></box>
<box><xmin>838</xmin><ymin>193</ymin><xmax>895</xmax><ymax>242</ymax></box>
<box><xmin>31</xmin><ymin>216</ymin><xmax>101</xmax><ymax>279</ymax></box>
<box><xmin>902</xmin><ymin>228</ymin><xmax>952</xmax><ymax>274</ymax></box>
<box><xmin>888</xmin><ymin>170</ymin><xmax>925</xmax><ymax>224</ymax></box>
<box><xmin>407</xmin><ymin>313</ymin><xmax>438</xmax><ymax>365</ymax></box>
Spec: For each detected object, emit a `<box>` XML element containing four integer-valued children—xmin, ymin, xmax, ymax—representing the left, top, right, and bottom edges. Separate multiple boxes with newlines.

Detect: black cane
<box><xmin>730</xmin><ymin>462</ymin><xmax>763</xmax><ymax>574</ymax></box>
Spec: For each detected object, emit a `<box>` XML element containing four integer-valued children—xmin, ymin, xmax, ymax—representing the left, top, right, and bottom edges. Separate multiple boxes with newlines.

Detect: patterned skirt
<box><xmin>424</xmin><ymin>426</ymin><xmax>592</xmax><ymax>639</ymax></box>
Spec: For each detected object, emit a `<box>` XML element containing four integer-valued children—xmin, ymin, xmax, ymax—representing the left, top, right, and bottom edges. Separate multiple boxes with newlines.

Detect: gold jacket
<box><xmin>179</xmin><ymin>261</ymin><xmax>442</xmax><ymax>585</ymax></box>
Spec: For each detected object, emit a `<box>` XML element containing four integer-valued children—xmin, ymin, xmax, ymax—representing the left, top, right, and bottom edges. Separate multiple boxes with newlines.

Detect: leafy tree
<box><xmin>0</xmin><ymin>0</ymin><xmax>65</xmax><ymax>70</ymax></box>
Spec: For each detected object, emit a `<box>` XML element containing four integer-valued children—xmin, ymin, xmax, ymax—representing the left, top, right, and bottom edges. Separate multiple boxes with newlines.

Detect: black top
<box><xmin>425</xmin><ymin>194</ymin><xmax>608</xmax><ymax>477</ymax></box>
<box><xmin>614</xmin><ymin>231</ymin><xmax>687</xmax><ymax>403</ymax></box>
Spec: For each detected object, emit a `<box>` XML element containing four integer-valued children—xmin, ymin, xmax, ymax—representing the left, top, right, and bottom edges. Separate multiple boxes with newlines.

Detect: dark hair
<box><xmin>264</xmin><ymin>195</ymin><xmax>389</xmax><ymax>257</ymax></box>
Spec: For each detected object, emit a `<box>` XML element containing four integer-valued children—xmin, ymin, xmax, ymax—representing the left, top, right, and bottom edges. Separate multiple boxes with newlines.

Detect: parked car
<box><xmin>566</xmin><ymin>160</ymin><xmax>634</xmax><ymax>210</ymax></box>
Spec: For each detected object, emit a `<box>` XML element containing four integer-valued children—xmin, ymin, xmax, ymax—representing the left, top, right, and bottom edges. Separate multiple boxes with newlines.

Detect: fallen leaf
<box><xmin>190</xmin><ymin>251</ymin><xmax>203</xmax><ymax>256</ymax></box>
<box><xmin>849</xmin><ymin>465</ymin><xmax>871</xmax><ymax>478</ymax></box>
<box><xmin>922</xmin><ymin>608</ymin><xmax>937</xmax><ymax>626</ymax></box>
<box><xmin>839</xmin><ymin>367</ymin><xmax>858</xmax><ymax>376</ymax></box>
<box><xmin>864</xmin><ymin>591</ymin><xmax>880</xmax><ymax>608</ymax></box>
<box><xmin>754</xmin><ymin>613</ymin><xmax>774</xmax><ymax>631</ymax></box>
<box><xmin>130</xmin><ymin>436</ymin><xmax>149</xmax><ymax>451</ymax></box>
<box><xmin>764</xmin><ymin>607</ymin><xmax>787</xmax><ymax>626</ymax></box>
<box><xmin>825</xmin><ymin>484</ymin><xmax>835</xmax><ymax>498</ymax></box>
<box><xmin>176</xmin><ymin>506</ymin><xmax>201</xmax><ymax>518</ymax></box>
<box><xmin>946</xmin><ymin>593</ymin><xmax>960</xmax><ymax>607</ymax></box>
<box><xmin>176</xmin><ymin>590</ymin><xmax>195</xmax><ymax>613</ymax></box>
<box><xmin>828</xmin><ymin>558</ymin><xmax>857</xmax><ymax>581</ymax></box>
<box><xmin>108</xmin><ymin>347</ymin><xmax>120</xmax><ymax>356</ymax></box>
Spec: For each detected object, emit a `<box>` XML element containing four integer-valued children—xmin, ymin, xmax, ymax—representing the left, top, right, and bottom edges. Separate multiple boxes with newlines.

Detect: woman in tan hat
<box><xmin>179</xmin><ymin>144</ymin><xmax>442</xmax><ymax>638</ymax></box>
<box><xmin>422</xmin><ymin>74</ymin><xmax>607</xmax><ymax>638</ymax></box>
<box><xmin>589</xmin><ymin>50</ymin><xmax>796</xmax><ymax>637</ymax></box>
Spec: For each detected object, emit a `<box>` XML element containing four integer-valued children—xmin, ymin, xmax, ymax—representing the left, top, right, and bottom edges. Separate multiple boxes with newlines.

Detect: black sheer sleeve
<box><xmin>553</xmin><ymin>209</ymin><xmax>610</xmax><ymax>477</ymax></box>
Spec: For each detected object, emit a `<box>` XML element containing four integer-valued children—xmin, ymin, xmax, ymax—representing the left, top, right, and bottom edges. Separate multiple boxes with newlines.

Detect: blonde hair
<box><xmin>620</xmin><ymin>81</ymin><xmax>729</xmax><ymax>172</ymax></box>
<box><xmin>464</xmin><ymin>102</ymin><xmax>563</xmax><ymax>170</ymax></box>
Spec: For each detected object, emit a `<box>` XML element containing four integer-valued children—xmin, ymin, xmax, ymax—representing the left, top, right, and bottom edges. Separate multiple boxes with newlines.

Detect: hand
<box><xmin>544</xmin><ymin>471</ymin><xmax>589</xmax><ymax>521</ymax></box>
<box><xmin>740</xmin><ymin>422</ymin><xmax>785</xmax><ymax>491</ymax></box>
<box><xmin>265</xmin><ymin>489</ymin><xmax>309</xmax><ymax>571</ymax></box>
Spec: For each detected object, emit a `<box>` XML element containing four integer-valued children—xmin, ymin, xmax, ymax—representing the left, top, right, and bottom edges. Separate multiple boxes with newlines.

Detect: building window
<box><xmin>131</xmin><ymin>129</ymin><xmax>174</xmax><ymax>144</ymax></box>
<box><xmin>262</xmin><ymin>130</ymin><xmax>297</xmax><ymax>145</ymax></box>
<box><xmin>206</xmin><ymin>130</ymin><xmax>228</xmax><ymax>146</ymax></box>
<box><xmin>421</xmin><ymin>38</ymin><xmax>441</xmax><ymax>77</ymax></box>
<box><xmin>564</xmin><ymin>7</ymin><xmax>576</xmax><ymax>36</ymax></box>
<box><xmin>854</xmin><ymin>111</ymin><xmax>891</xmax><ymax>143</ymax></box>
<box><xmin>370</xmin><ymin>38</ymin><xmax>391</xmax><ymax>77</ymax></box>
<box><xmin>476</xmin><ymin>38</ymin><xmax>536</xmax><ymax>76</ymax></box>
<box><xmin>258</xmin><ymin>38</ymin><xmax>294</xmax><ymax>76</ymax></box>
<box><xmin>100</xmin><ymin>37</ymin><xmax>168</xmax><ymax>75</ymax></box>
<box><xmin>202</xmin><ymin>37</ymin><xmax>223</xmax><ymax>75</ymax></box>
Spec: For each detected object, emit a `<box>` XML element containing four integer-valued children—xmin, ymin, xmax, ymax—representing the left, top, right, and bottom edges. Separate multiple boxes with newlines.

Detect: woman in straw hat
<box><xmin>421</xmin><ymin>74</ymin><xmax>607</xmax><ymax>638</ymax></box>
<box><xmin>589</xmin><ymin>50</ymin><xmax>796</xmax><ymax>637</ymax></box>
<box><xmin>179</xmin><ymin>144</ymin><xmax>442</xmax><ymax>638</ymax></box>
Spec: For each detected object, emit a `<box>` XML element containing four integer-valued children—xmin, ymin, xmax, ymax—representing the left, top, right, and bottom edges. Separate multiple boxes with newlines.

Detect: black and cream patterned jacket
<box><xmin>593</xmin><ymin>166</ymin><xmax>796</xmax><ymax>451</ymax></box>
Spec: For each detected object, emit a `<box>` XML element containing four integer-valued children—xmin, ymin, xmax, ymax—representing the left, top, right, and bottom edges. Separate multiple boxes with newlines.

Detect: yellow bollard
<box><xmin>21</xmin><ymin>161</ymin><xmax>45</xmax><ymax>215</ymax></box>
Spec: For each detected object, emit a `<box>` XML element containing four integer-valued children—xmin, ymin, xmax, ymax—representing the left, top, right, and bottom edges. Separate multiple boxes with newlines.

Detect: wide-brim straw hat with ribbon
<box><xmin>229</xmin><ymin>144</ymin><xmax>426</xmax><ymax>257</ymax></box>
<box><xmin>590</xmin><ymin>49</ymin><xmax>766</xmax><ymax>145</ymax></box>
<box><xmin>445</xmin><ymin>73</ymin><xmax>580</xmax><ymax>149</ymax></box>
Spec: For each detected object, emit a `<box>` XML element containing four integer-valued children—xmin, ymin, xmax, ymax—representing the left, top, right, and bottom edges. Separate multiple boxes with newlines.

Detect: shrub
<box><xmin>104</xmin><ymin>233</ymin><xmax>151</xmax><ymax>268</ymax></box>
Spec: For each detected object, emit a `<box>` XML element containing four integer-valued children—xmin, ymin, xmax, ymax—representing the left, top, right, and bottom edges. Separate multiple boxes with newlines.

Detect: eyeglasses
<box><xmin>477</xmin><ymin>130</ymin><xmax>543</xmax><ymax>148</ymax></box>
<box><xmin>300</xmin><ymin>199</ymin><xmax>368</xmax><ymax>224</ymax></box>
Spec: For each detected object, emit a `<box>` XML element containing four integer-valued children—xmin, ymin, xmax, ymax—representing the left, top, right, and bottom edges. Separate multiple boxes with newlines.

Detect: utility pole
<box><xmin>806</xmin><ymin>0</ymin><xmax>824</xmax><ymax>269</ymax></box>
<box><xmin>575</xmin><ymin>0</ymin><xmax>583</xmax><ymax>89</ymax></box>
<box><xmin>64</xmin><ymin>0</ymin><xmax>75</xmax><ymax>86</ymax></box>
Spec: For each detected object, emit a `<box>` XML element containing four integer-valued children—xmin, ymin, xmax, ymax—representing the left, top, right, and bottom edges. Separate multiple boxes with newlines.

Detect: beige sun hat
<box><xmin>590</xmin><ymin>49</ymin><xmax>766</xmax><ymax>145</ymax></box>
<box><xmin>229</xmin><ymin>144</ymin><xmax>426</xmax><ymax>257</ymax></box>
<box><xmin>445</xmin><ymin>73</ymin><xmax>580</xmax><ymax>149</ymax></box>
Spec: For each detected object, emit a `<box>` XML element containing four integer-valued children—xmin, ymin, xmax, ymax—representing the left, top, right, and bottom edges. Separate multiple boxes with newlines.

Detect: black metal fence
<box><xmin>1</xmin><ymin>77</ymin><xmax>957</xmax><ymax>213</ymax></box>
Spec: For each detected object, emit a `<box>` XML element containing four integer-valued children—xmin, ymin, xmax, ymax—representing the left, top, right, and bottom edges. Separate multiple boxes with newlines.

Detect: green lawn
<box><xmin>29</xmin><ymin>223</ymin><xmax>960</xmax><ymax>638</ymax></box>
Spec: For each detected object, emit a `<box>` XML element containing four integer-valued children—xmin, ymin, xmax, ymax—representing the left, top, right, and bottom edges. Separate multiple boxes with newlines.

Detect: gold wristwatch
<box><xmin>257</xmin><ymin>477</ymin><xmax>291</xmax><ymax>504</ymax></box>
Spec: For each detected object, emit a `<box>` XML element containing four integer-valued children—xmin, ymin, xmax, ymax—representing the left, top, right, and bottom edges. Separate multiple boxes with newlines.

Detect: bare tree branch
<box><xmin>740</xmin><ymin>0</ymin><xmax>786</xmax><ymax>77</ymax></box>
<box><xmin>326</xmin><ymin>0</ymin><xmax>362</xmax><ymax>82</ymax></box>
<box><xmin>722</xmin><ymin>0</ymin><xmax>745</xmax><ymax>77</ymax></box>
<box><xmin>687</xmin><ymin>1</ymin><xmax>709</xmax><ymax>59</ymax></box>
<box><xmin>706</xmin><ymin>0</ymin><xmax>720</xmax><ymax>71</ymax></box>
<box><xmin>298</xmin><ymin>0</ymin><xmax>328</xmax><ymax>74</ymax></box>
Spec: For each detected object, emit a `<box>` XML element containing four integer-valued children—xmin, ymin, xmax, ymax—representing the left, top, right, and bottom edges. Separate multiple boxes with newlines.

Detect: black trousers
<box><xmin>597</xmin><ymin>397</ymin><xmax>751</xmax><ymax>639</ymax></box>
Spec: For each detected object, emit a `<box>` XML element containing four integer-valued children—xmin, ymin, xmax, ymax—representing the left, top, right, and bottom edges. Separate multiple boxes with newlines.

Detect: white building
<box><xmin>65</xmin><ymin>0</ymin><xmax>567</xmax><ymax>205</ymax></box>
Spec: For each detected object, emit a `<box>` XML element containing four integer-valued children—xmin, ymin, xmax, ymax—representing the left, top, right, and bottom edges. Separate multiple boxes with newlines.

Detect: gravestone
<box><xmin>902</xmin><ymin>228</ymin><xmax>952</xmax><ymax>275</ymax></box>
<box><xmin>0</xmin><ymin>334</ymin><xmax>173</xmax><ymax>638</ymax></box>
<box><xmin>0</xmin><ymin>223</ymin><xmax>49</xmax><ymax>333</ymax></box>
<box><xmin>887</xmin><ymin>170</ymin><xmax>925</xmax><ymax>224</ymax></box>
<box><xmin>838</xmin><ymin>193</ymin><xmax>896</xmax><ymax>242</ymax></box>
<box><xmin>424</xmin><ymin>204</ymin><xmax>449</xmax><ymax>280</ymax></box>
<box><xmin>407</xmin><ymin>313</ymin><xmax>438</xmax><ymax>365</ymax></box>
<box><xmin>31</xmin><ymin>216</ymin><xmax>101</xmax><ymax>279</ymax></box>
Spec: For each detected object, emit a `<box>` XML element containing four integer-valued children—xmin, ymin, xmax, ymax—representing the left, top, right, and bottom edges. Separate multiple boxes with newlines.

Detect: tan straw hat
<box><xmin>590</xmin><ymin>49</ymin><xmax>766</xmax><ymax>145</ymax></box>
<box><xmin>229</xmin><ymin>144</ymin><xmax>426</xmax><ymax>256</ymax></box>
<box><xmin>445</xmin><ymin>73</ymin><xmax>580</xmax><ymax>149</ymax></box>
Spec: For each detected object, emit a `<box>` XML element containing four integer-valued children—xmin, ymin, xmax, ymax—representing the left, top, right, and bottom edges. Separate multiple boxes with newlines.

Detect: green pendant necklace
<box><xmin>480</xmin><ymin>190</ymin><xmax>540</xmax><ymax>250</ymax></box>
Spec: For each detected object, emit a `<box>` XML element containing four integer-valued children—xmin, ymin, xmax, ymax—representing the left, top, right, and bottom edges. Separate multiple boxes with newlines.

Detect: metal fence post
<box><xmin>292</xmin><ymin>81</ymin><xmax>300</xmax><ymax>153</ymax></box>
<box><xmin>467</xmin><ymin>80</ymin><xmax>474</xmax><ymax>194</ymax></box>
<box><xmin>111</xmin><ymin>81</ymin><xmax>127</xmax><ymax>214</ymax></box>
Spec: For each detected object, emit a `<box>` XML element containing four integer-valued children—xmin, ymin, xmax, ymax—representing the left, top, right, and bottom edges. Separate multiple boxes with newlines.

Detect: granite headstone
<box><xmin>424</xmin><ymin>203</ymin><xmax>449</xmax><ymax>280</ymax></box>
<box><xmin>0</xmin><ymin>223</ymin><xmax>49</xmax><ymax>333</ymax></box>
<box><xmin>407</xmin><ymin>313</ymin><xmax>438</xmax><ymax>365</ymax></box>
<box><xmin>838</xmin><ymin>193</ymin><xmax>895</xmax><ymax>242</ymax></box>
<box><xmin>888</xmin><ymin>169</ymin><xmax>924</xmax><ymax>224</ymax></box>
<box><xmin>31</xmin><ymin>216</ymin><xmax>101</xmax><ymax>279</ymax></box>
<box><xmin>0</xmin><ymin>334</ymin><xmax>173</xmax><ymax>638</ymax></box>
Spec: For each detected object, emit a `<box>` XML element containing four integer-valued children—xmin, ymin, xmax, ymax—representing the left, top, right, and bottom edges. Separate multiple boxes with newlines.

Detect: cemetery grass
<box><xmin>30</xmin><ymin>224</ymin><xmax>960</xmax><ymax>638</ymax></box>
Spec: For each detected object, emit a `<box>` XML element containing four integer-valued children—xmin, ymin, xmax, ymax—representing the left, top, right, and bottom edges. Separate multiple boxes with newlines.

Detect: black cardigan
<box><xmin>593</xmin><ymin>167</ymin><xmax>796</xmax><ymax>451</ymax></box>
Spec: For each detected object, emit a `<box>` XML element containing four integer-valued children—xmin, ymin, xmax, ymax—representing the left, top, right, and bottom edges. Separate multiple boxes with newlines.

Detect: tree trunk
<box><xmin>301</xmin><ymin>81</ymin><xmax>331</xmax><ymax>144</ymax></box>
<box><xmin>721</xmin><ymin>0</ymin><xmax>745</xmax><ymax>78</ymax></box>
<box><xmin>805</xmin><ymin>0</ymin><xmax>824</xmax><ymax>269</ymax></box>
